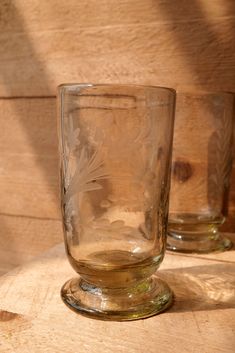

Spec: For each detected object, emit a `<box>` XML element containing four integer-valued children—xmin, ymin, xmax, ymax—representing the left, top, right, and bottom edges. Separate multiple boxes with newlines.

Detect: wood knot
<box><xmin>0</xmin><ymin>310</ymin><xmax>31</xmax><ymax>334</ymax></box>
<box><xmin>0</xmin><ymin>310</ymin><xmax>20</xmax><ymax>322</ymax></box>
<box><xmin>157</xmin><ymin>147</ymin><xmax>163</xmax><ymax>160</ymax></box>
<box><xmin>173</xmin><ymin>160</ymin><xmax>193</xmax><ymax>182</ymax></box>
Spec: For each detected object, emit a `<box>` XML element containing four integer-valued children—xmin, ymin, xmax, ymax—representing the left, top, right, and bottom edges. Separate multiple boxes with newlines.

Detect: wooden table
<box><xmin>0</xmin><ymin>236</ymin><xmax>234</xmax><ymax>353</ymax></box>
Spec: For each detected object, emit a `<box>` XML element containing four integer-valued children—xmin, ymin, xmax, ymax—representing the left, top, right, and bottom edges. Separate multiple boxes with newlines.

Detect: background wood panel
<box><xmin>0</xmin><ymin>0</ymin><xmax>234</xmax><ymax>273</ymax></box>
<box><xmin>1</xmin><ymin>0</ymin><xmax>233</xmax><ymax>32</ymax></box>
<box><xmin>0</xmin><ymin>98</ymin><xmax>59</xmax><ymax>219</ymax></box>
<box><xmin>0</xmin><ymin>1</ymin><xmax>235</xmax><ymax>96</ymax></box>
<box><xmin>0</xmin><ymin>215</ymin><xmax>62</xmax><ymax>275</ymax></box>
<box><xmin>0</xmin><ymin>21</ymin><xmax>235</xmax><ymax>96</ymax></box>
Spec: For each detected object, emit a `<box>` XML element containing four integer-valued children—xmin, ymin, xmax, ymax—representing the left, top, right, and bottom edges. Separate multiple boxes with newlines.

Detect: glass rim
<box><xmin>57</xmin><ymin>82</ymin><xmax>176</xmax><ymax>95</ymax></box>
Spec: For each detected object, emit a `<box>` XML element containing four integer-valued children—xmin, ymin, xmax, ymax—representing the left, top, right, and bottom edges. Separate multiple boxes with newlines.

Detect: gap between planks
<box><xmin>0</xmin><ymin>212</ymin><xmax>61</xmax><ymax>222</ymax></box>
<box><xmin>0</xmin><ymin>96</ymin><xmax>56</xmax><ymax>99</ymax></box>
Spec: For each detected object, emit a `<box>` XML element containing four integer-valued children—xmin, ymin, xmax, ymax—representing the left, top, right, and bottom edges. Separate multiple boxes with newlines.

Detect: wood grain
<box><xmin>0</xmin><ymin>97</ymin><xmax>60</xmax><ymax>219</ymax></box>
<box><xmin>0</xmin><ymin>215</ymin><xmax>62</xmax><ymax>275</ymax></box>
<box><xmin>1</xmin><ymin>0</ymin><xmax>233</xmax><ymax>33</ymax></box>
<box><xmin>0</xmin><ymin>1</ymin><xmax>235</xmax><ymax>96</ymax></box>
<box><xmin>0</xmin><ymin>242</ymin><xmax>234</xmax><ymax>353</ymax></box>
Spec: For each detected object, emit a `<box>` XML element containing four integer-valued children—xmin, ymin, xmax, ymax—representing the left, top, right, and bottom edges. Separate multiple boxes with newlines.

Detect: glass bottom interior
<box><xmin>61</xmin><ymin>275</ymin><xmax>173</xmax><ymax>321</ymax></box>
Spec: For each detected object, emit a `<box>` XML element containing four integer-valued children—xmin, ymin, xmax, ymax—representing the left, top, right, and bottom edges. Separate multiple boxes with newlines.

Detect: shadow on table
<box><xmin>158</xmin><ymin>263</ymin><xmax>235</xmax><ymax>312</ymax></box>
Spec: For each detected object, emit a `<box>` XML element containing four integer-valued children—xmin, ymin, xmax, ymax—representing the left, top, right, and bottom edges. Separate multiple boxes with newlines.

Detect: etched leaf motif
<box><xmin>208</xmin><ymin>107</ymin><xmax>233</xmax><ymax>210</ymax></box>
<box><xmin>67</xmin><ymin>114</ymin><xmax>80</xmax><ymax>152</ymax></box>
<box><xmin>65</xmin><ymin>147</ymin><xmax>109</xmax><ymax>203</ymax></box>
<box><xmin>63</xmin><ymin>113</ymin><xmax>109</xmax><ymax>204</ymax></box>
<box><xmin>64</xmin><ymin>198</ymin><xmax>75</xmax><ymax>232</ymax></box>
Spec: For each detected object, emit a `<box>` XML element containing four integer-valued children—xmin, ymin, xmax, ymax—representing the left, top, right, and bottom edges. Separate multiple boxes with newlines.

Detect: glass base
<box><xmin>167</xmin><ymin>230</ymin><xmax>232</xmax><ymax>254</ymax></box>
<box><xmin>61</xmin><ymin>276</ymin><xmax>173</xmax><ymax>321</ymax></box>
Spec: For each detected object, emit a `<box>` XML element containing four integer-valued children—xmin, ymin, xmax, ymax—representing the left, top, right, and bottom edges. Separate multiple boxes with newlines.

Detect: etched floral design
<box><xmin>67</xmin><ymin>114</ymin><xmax>80</xmax><ymax>152</ymax></box>
<box><xmin>64</xmin><ymin>147</ymin><xmax>109</xmax><ymax>203</ymax></box>
<box><xmin>62</xmin><ymin>110</ymin><xmax>163</xmax><ymax>243</ymax></box>
<box><xmin>63</xmin><ymin>115</ymin><xmax>109</xmax><ymax>235</ymax></box>
<box><xmin>208</xmin><ymin>108</ymin><xmax>233</xmax><ymax>211</ymax></box>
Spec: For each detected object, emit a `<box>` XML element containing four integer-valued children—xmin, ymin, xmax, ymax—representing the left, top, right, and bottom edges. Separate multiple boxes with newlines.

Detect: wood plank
<box><xmin>0</xmin><ymin>215</ymin><xmax>62</xmax><ymax>275</ymax></box>
<box><xmin>0</xmin><ymin>98</ymin><xmax>60</xmax><ymax>219</ymax></box>
<box><xmin>0</xmin><ymin>98</ymin><xmax>57</xmax><ymax>155</ymax></box>
<box><xmin>1</xmin><ymin>181</ymin><xmax>59</xmax><ymax>220</ymax></box>
<box><xmin>0</xmin><ymin>17</ymin><xmax>235</xmax><ymax>96</ymax></box>
<box><xmin>2</xmin><ymin>19</ymin><xmax>234</xmax><ymax>61</ymax></box>
<box><xmin>0</xmin><ymin>243</ymin><xmax>234</xmax><ymax>353</ymax></box>
<box><xmin>3</xmin><ymin>52</ymin><xmax>235</xmax><ymax>96</ymax></box>
<box><xmin>1</xmin><ymin>0</ymin><xmax>233</xmax><ymax>33</ymax></box>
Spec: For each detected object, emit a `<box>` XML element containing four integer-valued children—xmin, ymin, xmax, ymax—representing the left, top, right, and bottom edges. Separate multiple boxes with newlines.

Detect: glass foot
<box><xmin>61</xmin><ymin>276</ymin><xmax>173</xmax><ymax>321</ymax></box>
<box><xmin>167</xmin><ymin>231</ymin><xmax>232</xmax><ymax>254</ymax></box>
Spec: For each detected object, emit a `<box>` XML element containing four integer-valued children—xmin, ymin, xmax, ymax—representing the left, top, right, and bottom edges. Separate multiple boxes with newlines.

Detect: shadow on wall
<box><xmin>0</xmin><ymin>1</ymin><xmax>53</xmax><ymax>96</ymax></box>
<box><xmin>158</xmin><ymin>0</ymin><xmax>235</xmax><ymax>91</ymax></box>
<box><xmin>0</xmin><ymin>2</ymin><xmax>59</xmax><ymax>271</ymax></box>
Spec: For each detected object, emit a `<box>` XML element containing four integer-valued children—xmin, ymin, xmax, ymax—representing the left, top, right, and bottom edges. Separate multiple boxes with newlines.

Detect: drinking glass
<box><xmin>167</xmin><ymin>91</ymin><xmax>234</xmax><ymax>253</ymax></box>
<box><xmin>58</xmin><ymin>83</ymin><xmax>175</xmax><ymax>320</ymax></box>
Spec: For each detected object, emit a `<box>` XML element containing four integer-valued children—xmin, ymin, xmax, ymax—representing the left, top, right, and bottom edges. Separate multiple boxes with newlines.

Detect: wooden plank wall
<box><xmin>0</xmin><ymin>0</ymin><xmax>234</xmax><ymax>272</ymax></box>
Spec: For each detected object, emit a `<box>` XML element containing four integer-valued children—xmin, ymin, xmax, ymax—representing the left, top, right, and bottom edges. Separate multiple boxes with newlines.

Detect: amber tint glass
<box><xmin>168</xmin><ymin>91</ymin><xmax>234</xmax><ymax>253</ymax></box>
<box><xmin>58</xmin><ymin>83</ymin><xmax>175</xmax><ymax>320</ymax></box>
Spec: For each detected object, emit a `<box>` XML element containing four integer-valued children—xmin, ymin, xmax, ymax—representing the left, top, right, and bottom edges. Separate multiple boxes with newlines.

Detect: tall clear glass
<box><xmin>58</xmin><ymin>84</ymin><xmax>175</xmax><ymax>320</ymax></box>
<box><xmin>168</xmin><ymin>91</ymin><xmax>234</xmax><ymax>253</ymax></box>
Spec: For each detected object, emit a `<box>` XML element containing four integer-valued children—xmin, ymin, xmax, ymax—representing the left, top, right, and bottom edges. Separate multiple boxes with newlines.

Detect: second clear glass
<box><xmin>168</xmin><ymin>91</ymin><xmax>234</xmax><ymax>253</ymax></box>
